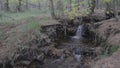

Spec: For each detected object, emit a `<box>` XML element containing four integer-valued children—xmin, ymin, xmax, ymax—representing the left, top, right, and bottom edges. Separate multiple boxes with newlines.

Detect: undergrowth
<box><xmin>94</xmin><ymin>33</ymin><xmax>119</xmax><ymax>58</ymax></box>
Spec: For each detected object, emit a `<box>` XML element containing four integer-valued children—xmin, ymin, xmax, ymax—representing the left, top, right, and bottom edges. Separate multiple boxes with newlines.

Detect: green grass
<box><xmin>110</xmin><ymin>45</ymin><xmax>119</xmax><ymax>54</ymax></box>
<box><xmin>22</xmin><ymin>22</ymin><xmax>40</xmax><ymax>32</ymax></box>
<box><xmin>99</xmin><ymin>45</ymin><xmax>119</xmax><ymax>59</ymax></box>
<box><xmin>0</xmin><ymin>10</ymin><xmax>49</xmax><ymax>24</ymax></box>
<box><xmin>0</xmin><ymin>9</ymin><xmax>54</xmax><ymax>32</ymax></box>
<box><xmin>22</xmin><ymin>16</ymin><xmax>53</xmax><ymax>32</ymax></box>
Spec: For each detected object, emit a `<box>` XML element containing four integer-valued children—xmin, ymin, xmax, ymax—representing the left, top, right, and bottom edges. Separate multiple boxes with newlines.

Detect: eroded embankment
<box><xmin>0</xmin><ymin>23</ymin><xmax>65</xmax><ymax>68</ymax></box>
<box><xmin>92</xmin><ymin>18</ymin><xmax>120</xmax><ymax>68</ymax></box>
<box><xmin>0</xmin><ymin>17</ymin><xmax>99</xmax><ymax>68</ymax></box>
<box><xmin>0</xmin><ymin>15</ymin><xmax>119</xmax><ymax>68</ymax></box>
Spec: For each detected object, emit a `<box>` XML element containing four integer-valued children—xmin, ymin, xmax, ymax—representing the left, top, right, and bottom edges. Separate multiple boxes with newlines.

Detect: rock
<box><xmin>0</xmin><ymin>61</ymin><xmax>3</xmax><ymax>68</ymax></box>
<box><xmin>26</xmin><ymin>32</ymin><xmax>51</xmax><ymax>48</ymax></box>
<box><xmin>0</xmin><ymin>57</ymin><xmax>13</xmax><ymax>68</ymax></box>
<box><xmin>63</xmin><ymin>49</ymin><xmax>71</xmax><ymax>57</ymax></box>
<box><xmin>28</xmin><ymin>59</ymin><xmax>43</xmax><ymax>68</ymax></box>
<box><xmin>11</xmin><ymin>47</ymin><xmax>45</xmax><ymax>67</ymax></box>
<box><xmin>95</xmin><ymin>47</ymin><xmax>103</xmax><ymax>55</ymax></box>
<box><xmin>47</xmin><ymin>47</ymin><xmax>63</xmax><ymax>58</ymax></box>
<box><xmin>73</xmin><ymin>18</ymin><xmax>80</xmax><ymax>26</ymax></box>
<box><xmin>41</xmin><ymin>24</ymin><xmax>65</xmax><ymax>41</ymax></box>
<box><xmin>72</xmin><ymin>47</ymin><xmax>84</xmax><ymax>55</ymax></box>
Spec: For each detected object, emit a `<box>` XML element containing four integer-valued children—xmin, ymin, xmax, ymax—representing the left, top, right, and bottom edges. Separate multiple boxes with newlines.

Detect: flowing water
<box><xmin>72</xmin><ymin>25</ymin><xmax>83</xmax><ymax>40</ymax></box>
<box><xmin>42</xmin><ymin>25</ymin><xmax>91</xmax><ymax>68</ymax></box>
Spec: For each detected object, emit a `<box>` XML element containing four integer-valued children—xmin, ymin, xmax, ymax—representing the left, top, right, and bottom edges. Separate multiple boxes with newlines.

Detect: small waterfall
<box><xmin>72</xmin><ymin>25</ymin><xmax>83</xmax><ymax>40</ymax></box>
<box><xmin>73</xmin><ymin>47</ymin><xmax>83</xmax><ymax>62</ymax></box>
<box><xmin>72</xmin><ymin>25</ymin><xmax>84</xmax><ymax>62</ymax></box>
<box><xmin>74</xmin><ymin>54</ymin><xmax>82</xmax><ymax>62</ymax></box>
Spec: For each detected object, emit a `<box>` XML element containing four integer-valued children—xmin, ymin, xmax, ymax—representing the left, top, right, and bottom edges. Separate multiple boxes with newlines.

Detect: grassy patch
<box><xmin>22</xmin><ymin>22</ymin><xmax>40</xmax><ymax>32</ymax></box>
<box><xmin>110</xmin><ymin>45</ymin><xmax>119</xmax><ymax>54</ymax></box>
<box><xmin>100</xmin><ymin>45</ymin><xmax>119</xmax><ymax>58</ymax></box>
<box><xmin>0</xmin><ymin>10</ymin><xmax>49</xmax><ymax>24</ymax></box>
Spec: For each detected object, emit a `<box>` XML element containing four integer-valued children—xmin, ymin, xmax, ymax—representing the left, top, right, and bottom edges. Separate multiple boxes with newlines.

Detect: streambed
<box><xmin>0</xmin><ymin>24</ymin><xmax>97</xmax><ymax>68</ymax></box>
<box><xmin>41</xmin><ymin>25</ymin><xmax>95</xmax><ymax>68</ymax></box>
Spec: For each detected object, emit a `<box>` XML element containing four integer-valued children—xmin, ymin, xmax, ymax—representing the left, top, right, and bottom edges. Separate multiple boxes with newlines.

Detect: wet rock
<box><xmin>72</xmin><ymin>47</ymin><xmax>84</xmax><ymax>62</ymax></box>
<box><xmin>72</xmin><ymin>47</ymin><xmax>84</xmax><ymax>55</ymax></box>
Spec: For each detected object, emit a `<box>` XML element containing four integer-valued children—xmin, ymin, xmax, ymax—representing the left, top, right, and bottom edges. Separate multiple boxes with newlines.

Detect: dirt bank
<box><xmin>93</xmin><ymin>18</ymin><xmax>120</xmax><ymax>68</ymax></box>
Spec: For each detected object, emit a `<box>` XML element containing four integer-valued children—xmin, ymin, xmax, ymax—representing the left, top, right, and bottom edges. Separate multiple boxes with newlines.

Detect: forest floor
<box><xmin>0</xmin><ymin>10</ymin><xmax>120</xmax><ymax>68</ymax></box>
<box><xmin>0</xmin><ymin>11</ymin><xmax>59</xmax><ymax>60</ymax></box>
<box><xmin>93</xmin><ymin>18</ymin><xmax>120</xmax><ymax>68</ymax></box>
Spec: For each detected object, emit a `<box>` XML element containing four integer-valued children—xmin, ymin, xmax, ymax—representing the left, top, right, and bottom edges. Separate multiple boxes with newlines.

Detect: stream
<box><xmin>2</xmin><ymin>24</ymin><xmax>96</xmax><ymax>68</ymax></box>
<box><xmin>42</xmin><ymin>25</ymin><xmax>93</xmax><ymax>68</ymax></box>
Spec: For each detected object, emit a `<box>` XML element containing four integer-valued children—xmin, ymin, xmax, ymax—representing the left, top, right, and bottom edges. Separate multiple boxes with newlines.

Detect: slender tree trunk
<box><xmin>0</xmin><ymin>0</ymin><xmax>3</xmax><ymax>10</ymax></box>
<box><xmin>38</xmin><ymin>0</ymin><xmax>41</xmax><ymax>10</ymax></box>
<box><xmin>96</xmin><ymin>0</ymin><xmax>99</xmax><ymax>9</ymax></box>
<box><xmin>105</xmin><ymin>1</ymin><xmax>115</xmax><ymax>19</ymax></box>
<box><xmin>49</xmin><ymin>0</ymin><xmax>56</xmax><ymax>18</ymax></box>
<box><xmin>56</xmin><ymin>0</ymin><xmax>64</xmax><ymax>15</ymax></box>
<box><xmin>75</xmin><ymin>0</ymin><xmax>80</xmax><ymax>12</ymax></box>
<box><xmin>26</xmin><ymin>0</ymin><xmax>29</xmax><ymax>10</ymax></box>
<box><xmin>68</xmin><ymin>0</ymin><xmax>72</xmax><ymax>11</ymax></box>
<box><xmin>113</xmin><ymin>0</ymin><xmax>119</xmax><ymax>21</ymax></box>
<box><xmin>89</xmin><ymin>0</ymin><xmax>96</xmax><ymax>15</ymax></box>
<box><xmin>75</xmin><ymin>0</ymin><xmax>80</xmax><ymax>4</ymax></box>
<box><xmin>17</xmin><ymin>0</ymin><xmax>22</xmax><ymax>12</ymax></box>
<box><xmin>4</xmin><ymin>0</ymin><xmax>10</xmax><ymax>11</ymax></box>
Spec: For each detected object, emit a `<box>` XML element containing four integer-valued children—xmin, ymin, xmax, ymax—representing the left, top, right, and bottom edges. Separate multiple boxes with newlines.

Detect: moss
<box><xmin>110</xmin><ymin>45</ymin><xmax>119</xmax><ymax>55</ymax></box>
<box><xmin>99</xmin><ymin>44</ymin><xmax>119</xmax><ymax>59</ymax></box>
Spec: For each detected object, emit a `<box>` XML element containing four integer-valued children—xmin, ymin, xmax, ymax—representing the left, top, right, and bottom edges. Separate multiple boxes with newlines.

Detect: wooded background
<box><xmin>0</xmin><ymin>0</ymin><xmax>119</xmax><ymax>20</ymax></box>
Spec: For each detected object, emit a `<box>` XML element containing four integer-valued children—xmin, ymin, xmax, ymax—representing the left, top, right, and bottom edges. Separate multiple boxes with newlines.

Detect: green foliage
<box><xmin>110</xmin><ymin>45</ymin><xmax>119</xmax><ymax>54</ymax></box>
<box><xmin>103</xmin><ymin>0</ymin><xmax>112</xmax><ymax>3</ymax></box>
<box><xmin>65</xmin><ymin>1</ymin><xmax>90</xmax><ymax>19</ymax></box>
<box><xmin>0</xmin><ymin>10</ymin><xmax>48</xmax><ymax>24</ymax></box>
<box><xmin>23</xmin><ymin>22</ymin><xmax>40</xmax><ymax>31</ymax></box>
<box><xmin>101</xmin><ymin>45</ymin><xmax>119</xmax><ymax>58</ymax></box>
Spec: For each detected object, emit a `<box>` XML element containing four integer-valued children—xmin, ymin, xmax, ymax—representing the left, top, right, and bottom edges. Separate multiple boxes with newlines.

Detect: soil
<box><xmin>96</xmin><ymin>18</ymin><xmax>120</xmax><ymax>45</ymax></box>
<box><xmin>0</xmin><ymin>10</ymin><xmax>120</xmax><ymax>68</ymax></box>
<box><xmin>0</xmin><ymin>15</ymin><xmax>59</xmax><ymax>60</ymax></box>
<box><xmin>93</xmin><ymin>18</ymin><xmax>120</xmax><ymax>68</ymax></box>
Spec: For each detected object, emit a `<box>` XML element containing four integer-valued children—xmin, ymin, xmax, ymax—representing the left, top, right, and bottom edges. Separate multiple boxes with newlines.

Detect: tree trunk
<box><xmin>38</xmin><ymin>0</ymin><xmax>41</xmax><ymax>10</ymax></box>
<box><xmin>89</xmin><ymin>0</ymin><xmax>96</xmax><ymax>15</ymax></box>
<box><xmin>113</xmin><ymin>0</ymin><xmax>119</xmax><ymax>21</ymax></box>
<box><xmin>68</xmin><ymin>0</ymin><xmax>72</xmax><ymax>11</ymax></box>
<box><xmin>17</xmin><ymin>0</ymin><xmax>22</xmax><ymax>12</ymax></box>
<box><xmin>56</xmin><ymin>0</ymin><xmax>64</xmax><ymax>15</ymax></box>
<box><xmin>26</xmin><ymin>0</ymin><xmax>29</xmax><ymax>10</ymax></box>
<box><xmin>4</xmin><ymin>0</ymin><xmax>10</xmax><ymax>11</ymax></box>
<box><xmin>96</xmin><ymin>0</ymin><xmax>99</xmax><ymax>9</ymax></box>
<box><xmin>0</xmin><ymin>0</ymin><xmax>3</xmax><ymax>10</ymax></box>
<box><xmin>75</xmin><ymin>0</ymin><xmax>80</xmax><ymax>4</ymax></box>
<box><xmin>49</xmin><ymin>0</ymin><xmax>56</xmax><ymax>18</ymax></box>
<box><xmin>105</xmin><ymin>2</ymin><xmax>113</xmax><ymax>19</ymax></box>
